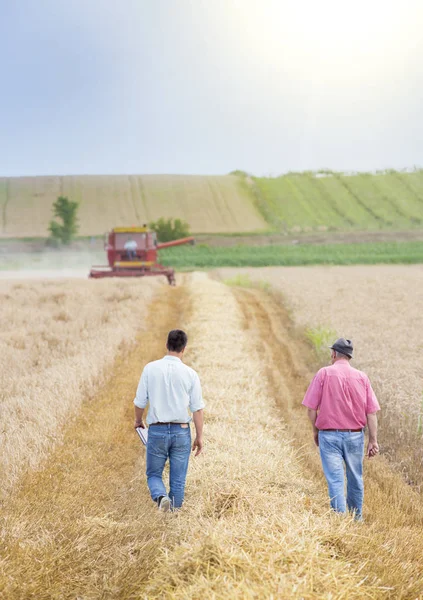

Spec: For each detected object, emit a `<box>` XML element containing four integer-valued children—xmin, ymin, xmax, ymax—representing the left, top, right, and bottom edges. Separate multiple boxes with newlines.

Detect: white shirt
<box><xmin>124</xmin><ymin>240</ymin><xmax>138</xmax><ymax>250</ymax></box>
<box><xmin>134</xmin><ymin>356</ymin><xmax>204</xmax><ymax>425</ymax></box>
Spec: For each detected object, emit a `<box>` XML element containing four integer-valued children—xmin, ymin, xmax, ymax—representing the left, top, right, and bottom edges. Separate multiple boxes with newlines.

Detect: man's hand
<box><xmin>313</xmin><ymin>431</ymin><xmax>319</xmax><ymax>447</ymax></box>
<box><xmin>367</xmin><ymin>440</ymin><xmax>379</xmax><ymax>458</ymax></box>
<box><xmin>192</xmin><ymin>409</ymin><xmax>204</xmax><ymax>456</ymax></box>
<box><xmin>366</xmin><ymin>413</ymin><xmax>378</xmax><ymax>458</ymax></box>
<box><xmin>192</xmin><ymin>437</ymin><xmax>203</xmax><ymax>456</ymax></box>
<box><xmin>134</xmin><ymin>406</ymin><xmax>145</xmax><ymax>429</ymax></box>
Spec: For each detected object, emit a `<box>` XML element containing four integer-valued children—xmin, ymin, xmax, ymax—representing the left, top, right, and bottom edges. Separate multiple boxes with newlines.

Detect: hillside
<box><xmin>2</xmin><ymin>170</ymin><xmax>423</xmax><ymax>238</ymax></box>
<box><xmin>252</xmin><ymin>170</ymin><xmax>423</xmax><ymax>232</ymax></box>
<box><xmin>0</xmin><ymin>175</ymin><xmax>266</xmax><ymax>237</ymax></box>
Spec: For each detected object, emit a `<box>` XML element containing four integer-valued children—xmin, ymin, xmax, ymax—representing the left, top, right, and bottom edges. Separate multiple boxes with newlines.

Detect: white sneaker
<box><xmin>158</xmin><ymin>495</ymin><xmax>171</xmax><ymax>512</ymax></box>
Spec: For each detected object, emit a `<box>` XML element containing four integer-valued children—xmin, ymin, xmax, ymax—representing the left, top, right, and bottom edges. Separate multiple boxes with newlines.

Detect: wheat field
<box><xmin>0</xmin><ymin>174</ymin><xmax>266</xmax><ymax>236</ymax></box>
<box><xmin>217</xmin><ymin>265</ymin><xmax>423</xmax><ymax>488</ymax></box>
<box><xmin>0</xmin><ymin>276</ymin><xmax>159</xmax><ymax>495</ymax></box>
<box><xmin>1</xmin><ymin>272</ymin><xmax>423</xmax><ymax>598</ymax></box>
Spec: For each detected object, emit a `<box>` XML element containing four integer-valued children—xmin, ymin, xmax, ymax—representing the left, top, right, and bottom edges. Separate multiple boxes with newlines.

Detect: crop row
<box><xmin>160</xmin><ymin>241</ymin><xmax>423</xmax><ymax>268</ymax></box>
<box><xmin>253</xmin><ymin>170</ymin><xmax>423</xmax><ymax>231</ymax></box>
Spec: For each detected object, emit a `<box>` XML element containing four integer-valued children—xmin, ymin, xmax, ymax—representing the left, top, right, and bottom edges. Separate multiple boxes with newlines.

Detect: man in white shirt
<box><xmin>124</xmin><ymin>237</ymin><xmax>138</xmax><ymax>260</ymax></box>
<box><xmin>134</xmin><ymin>329</ymin><xmax>205</xmax><ymax>511</ymax></box>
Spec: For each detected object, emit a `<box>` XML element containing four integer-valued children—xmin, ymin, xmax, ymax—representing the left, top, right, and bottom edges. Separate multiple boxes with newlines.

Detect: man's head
<box><xmin>329</xmin><ymin>338</ymin><xmax>353</xmax><ymax>363</ymax></box>
<box><xmin>166</xmin><ymin>329</ymin><xmax>188</xmax><ymax>355</ymax></box>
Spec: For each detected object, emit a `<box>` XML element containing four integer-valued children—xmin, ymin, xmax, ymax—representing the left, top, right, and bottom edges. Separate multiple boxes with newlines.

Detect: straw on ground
<box><xmin>1</xmin><ymin>272</ymin><xmax>423</xmax><ymax>599</ymax></box>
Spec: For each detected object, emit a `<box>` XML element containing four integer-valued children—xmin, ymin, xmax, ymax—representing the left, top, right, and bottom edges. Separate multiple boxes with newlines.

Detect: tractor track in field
<box><xmin>0</xmin><ymin>278</ymin><xmax>191</xmax><ymax>599</ymax></box>
<box><xmin>232</xmin><ymin>285</ymin><xmax>423</xmax><ymax>598</ymax></box>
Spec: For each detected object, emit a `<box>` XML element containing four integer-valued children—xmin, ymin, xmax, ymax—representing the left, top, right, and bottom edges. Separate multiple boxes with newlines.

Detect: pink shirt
<box><xmin>302</xmin><ymin>359</ymin><xmax>380</xmax><ymax>430</ymax></box>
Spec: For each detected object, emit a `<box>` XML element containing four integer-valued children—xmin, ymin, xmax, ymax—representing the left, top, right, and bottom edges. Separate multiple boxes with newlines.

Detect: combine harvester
<box><xmin>89</xmin><ymin>226</ymin><xmax>194</xmax><ymax>285</ymax></box>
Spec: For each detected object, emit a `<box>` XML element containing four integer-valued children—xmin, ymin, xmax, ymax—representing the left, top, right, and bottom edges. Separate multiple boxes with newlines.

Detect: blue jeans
<box><xmin>318</xmin><ymin>430</ymin><xmax>364</xmax><ymax>519</ymax></box>
<box><xmin>146</xmin><ymin>424</ymin><xmax>191</xmax><ymax>509</ymax></box>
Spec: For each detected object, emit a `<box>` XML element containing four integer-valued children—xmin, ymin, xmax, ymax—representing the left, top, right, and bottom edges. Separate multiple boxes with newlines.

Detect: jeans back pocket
<box><xmin>346</xmin><ymin>432</ymin><xmax>364</xmax><ymax>454</ymax></box>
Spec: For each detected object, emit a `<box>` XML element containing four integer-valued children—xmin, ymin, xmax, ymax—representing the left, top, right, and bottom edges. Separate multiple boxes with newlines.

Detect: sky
<box><xmin>1</xmin><ymin>0</ymin><xmax>423</xmax><ymax>176</ymax></box>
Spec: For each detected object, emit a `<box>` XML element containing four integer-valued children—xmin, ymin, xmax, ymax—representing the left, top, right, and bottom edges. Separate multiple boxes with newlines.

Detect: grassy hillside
<box><xmin>252</xmin><ymin>170</ymin><xmax>423</xmax><ymax>232</ymax></box>
<box><xmin>0</xmin><ymin>175</ymin><xmax>267</xmax><ymax>237</ymax></box>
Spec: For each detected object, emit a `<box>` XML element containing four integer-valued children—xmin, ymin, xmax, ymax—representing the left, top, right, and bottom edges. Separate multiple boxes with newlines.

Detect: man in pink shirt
<box><xmin>302</xmin><ymin>338</ymin><xmax>380</xmax><ymax>520</ymax></box>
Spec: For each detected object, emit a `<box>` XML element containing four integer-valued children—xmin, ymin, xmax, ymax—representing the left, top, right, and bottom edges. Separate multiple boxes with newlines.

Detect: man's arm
<box><xmin>365</xmin><ymin>377</ymin><xmax>380</xmax><ymax>458</ymax></box>
<box><xmin>302</xmin><ymin>369</ymin><xmax>324</xmax><ymax>446</ymax></box>
<box><xmin>307</xmin><ymin>409</ymin><xmax>319</xmax><ymax>447</ymax></box>
<box><xmin>189</xmin><ymin>371</ymin><xmax>205</xmax><ymax>456</ymax></box>
<box><xmin>192</xmin><ymin>409</ymin><xmax>204</xmax><ymax>456</ymax></box>
<box><xmin>133</xmin><ymin>367</ymin><xmax>148</xmax><ymax>429</ymax></box>
<box><xmin>366</xmin><ymin>413</ymin><xmax>379</xmax><ymax>458</ymax></box>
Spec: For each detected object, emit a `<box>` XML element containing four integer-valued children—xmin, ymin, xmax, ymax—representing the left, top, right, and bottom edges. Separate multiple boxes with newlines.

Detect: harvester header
<box><xmin>89</xmin><ymin>226</ymin><xmax>194</xmax><ymax>285</ymax></box>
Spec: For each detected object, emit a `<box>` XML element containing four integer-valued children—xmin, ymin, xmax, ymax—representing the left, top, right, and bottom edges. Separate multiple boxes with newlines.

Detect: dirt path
<box><xmin>233</xmin><ymin>286</ymin><xmax>423</xmax><ymax>598</ymax></box>
<box><xmin>0</xmin><ymin>280</ymin><xmax>190</xmax><ymax>599</ymax></box>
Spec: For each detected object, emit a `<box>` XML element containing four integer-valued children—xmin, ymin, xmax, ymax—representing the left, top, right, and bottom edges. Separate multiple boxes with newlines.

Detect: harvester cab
<box><xmin>89</xmin><ymin>226</ymin><xmax>194</xmax><ymax>285</ymax></box>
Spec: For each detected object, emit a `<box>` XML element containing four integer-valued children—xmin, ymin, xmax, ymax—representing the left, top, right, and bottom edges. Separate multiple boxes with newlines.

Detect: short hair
<box><xmin>335</xmin><ymin>350</ymin><xmax>351</xmax><ymax>360</ymax></box>
<box><xmin>167</xmin><ymin>329</ymin><xmax>188</xmax><ymax>352</ymax></box>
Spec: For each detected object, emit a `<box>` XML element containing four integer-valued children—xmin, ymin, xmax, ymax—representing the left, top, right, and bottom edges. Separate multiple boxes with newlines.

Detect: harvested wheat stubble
<box><xmin>144</xmin><ymin>273</ymin><xmax>383</xmax><ymax>599</ymax></box>
<box><xmin>1</xmin><ymin>273</ymin><xmax>423</xmax><ymax>598</ymax></box>
<box><xmin>227</xmin><ymin>284</ymin><xmax>423</xmax><ymax>598</ymax></box>
<box><xmin>0</xmin><ymin>281</ymin><xmax>188</xmax><ymax>599</ymax></box>
<box><xmin>0</xmin><ymin>273</ymin><xmax>374</xmax><ymax>600</ymax></box>
<box><xmin>217</xmin><ymin>265</ymin><xmax>423</xmax><ymax>486</ymax></box>
<box><xmin>0</xmin><ymin>276</ymin><xmax>160</xmax><ymax>495</ymax></box>
<box><xmin>0</xmin><ymin>285</ymin><xmax>194</xmax><ymax>600</ymax></box>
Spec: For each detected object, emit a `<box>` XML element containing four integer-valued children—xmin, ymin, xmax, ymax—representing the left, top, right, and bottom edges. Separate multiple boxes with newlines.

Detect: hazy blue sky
<box><xmin>1</xmin><ymin>0</ymin><xmax>422</xmax><ymax>176</ymax></box>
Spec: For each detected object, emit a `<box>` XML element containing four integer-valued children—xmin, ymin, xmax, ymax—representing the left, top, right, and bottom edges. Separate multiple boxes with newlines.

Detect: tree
<box><xmin>149</xmin><ymin>217</ymin><xmax>190</xmax><ymax>242</ymax></box>
<box><xmin>48</xmin><ymin>196</ymin><xmax>79</xmax><ymax>245</ymax></box>
<box><xmin>228</xmin><ymin>169</ymin><xmax>249</xmax><ymax>177</ymax></box>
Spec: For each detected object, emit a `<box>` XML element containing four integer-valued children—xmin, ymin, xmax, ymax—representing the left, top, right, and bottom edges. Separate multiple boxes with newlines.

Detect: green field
<box><xmin>160</xmin><ymin>241</ymin><xmax>423</xmax><ymax>269</ymax></box>
<box><xmin>252</xmin><ymin>170</ymin><xmax>423</xmax><ymax>232</ymax></box>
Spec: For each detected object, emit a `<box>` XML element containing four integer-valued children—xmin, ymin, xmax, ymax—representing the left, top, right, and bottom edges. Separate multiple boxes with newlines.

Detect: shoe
<box><xmin>157</xmin><ymin>495</ymin><xmax>171</xmax><ymax>512</ymax></box>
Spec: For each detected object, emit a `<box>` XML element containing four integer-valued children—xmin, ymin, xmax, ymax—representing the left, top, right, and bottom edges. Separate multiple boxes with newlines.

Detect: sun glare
<box><xmin>232</xmin><ymin>0</ymin><xmax>418</xmax><ymax>72</ymax></box>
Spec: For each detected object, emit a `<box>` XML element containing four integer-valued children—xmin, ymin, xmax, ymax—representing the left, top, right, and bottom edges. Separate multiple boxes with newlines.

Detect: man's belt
<box><xmin>149</xmin><ymin>422</ymin><xmax>188</xmax><ymax>426</ymax></box>
<box><xmin>320</xmin><ymin>428</ymin><xmax>363</xmax><ymax>432</ymax></box>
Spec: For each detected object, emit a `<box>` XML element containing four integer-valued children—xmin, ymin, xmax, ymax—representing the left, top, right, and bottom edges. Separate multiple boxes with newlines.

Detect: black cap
<box><xmin>329</xmin><ymin>338</ymin><xmax>353</xmax><ymax>358</ymax></box>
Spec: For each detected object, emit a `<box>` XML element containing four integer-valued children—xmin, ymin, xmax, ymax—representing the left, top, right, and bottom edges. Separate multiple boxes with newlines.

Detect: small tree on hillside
<box><xmin>228</xmin><ymin>169</ymin><xmax>249</xmax><ymax>177</ymax></box>
<box><xmin>149</xmin><ymin>217</ymin><xmax>190</xmax><ymax>242</ymax></box>
<box><xmin>48</xmin><ymin>196</ymin><xmax>79</xmax><ymax>245</ymax></box>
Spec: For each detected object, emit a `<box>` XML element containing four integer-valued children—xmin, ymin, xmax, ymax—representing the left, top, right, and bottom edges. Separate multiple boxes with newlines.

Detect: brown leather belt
<box><xmin>149</xmin><ymin>422</ymin><xmax>188</xmax><ymax>426</ymax></box>
<box><xmin>320</xmin><ymin>429</ymin><xmax>363</xmax><ymax>432</ymax></box>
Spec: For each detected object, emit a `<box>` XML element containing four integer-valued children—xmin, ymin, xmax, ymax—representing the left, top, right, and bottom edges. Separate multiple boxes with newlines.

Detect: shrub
<box><xmin>228</xmin><ymin>170</ymin><xmax>249</xmax><ymax>177</ymax></box>
<box><xmin>48</xmin><ymin>196</ymin><xmax>79</xmax><ymax>245</ymax></box>
<box><xmin>149</xmin><ymin>217</ymin><xmax>190</xmax><ymax>242</ymax></box>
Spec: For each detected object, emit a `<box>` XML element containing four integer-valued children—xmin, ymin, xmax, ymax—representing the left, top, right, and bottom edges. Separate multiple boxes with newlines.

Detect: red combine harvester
<box><xmin>89</xmin><ymin>226</ymin><xmax>194</xmax><ymax>285</ymax></box>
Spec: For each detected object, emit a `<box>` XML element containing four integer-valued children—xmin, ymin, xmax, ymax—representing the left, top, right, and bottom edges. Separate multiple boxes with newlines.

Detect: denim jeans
<box><xmin>318</xmin><ymin>430</ymin><xmax>364</xmax><ymax>519</ymax></box>
<box><xmin>146</xmin><ymin>424</ymin><xmax>191</xmax><ymax>509</ymax></box>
